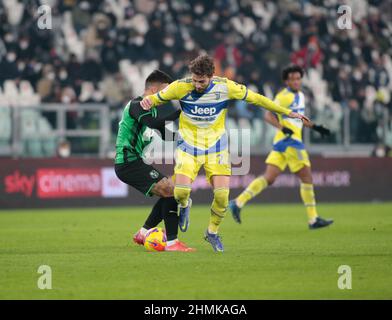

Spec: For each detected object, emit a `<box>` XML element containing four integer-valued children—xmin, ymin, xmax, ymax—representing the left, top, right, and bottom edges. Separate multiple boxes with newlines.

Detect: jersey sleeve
<box><xmin>227</xmin><ymin>79</ymin><xmax>291</xmax><ymax>116</ymax></box>
<box><xmin>128</xmin><ymin>100</ymin><xmax>159</xmax><ymax>127</ymax></box>
<box><xmin>147</xmin><ymin>80</ymin><xmax>182</xmax><ymax>107</ymax></box>
<box><xmin>129</xmin><ymin>100</ymin><xmax>180</xmax><ymax>129</ymax></box>
<box><xmin>245</xmin><ymin>89</ymin><xmax>292</xmax><ymax>116</ymax></box>
<box><xmin>227</xmin><ymin>79</ymin><xmax>248</xmax><ymax>100</ymax></box>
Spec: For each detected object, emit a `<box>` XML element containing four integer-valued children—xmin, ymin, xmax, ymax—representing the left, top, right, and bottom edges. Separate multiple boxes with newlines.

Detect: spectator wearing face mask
<box><xmin>0</xmin><ymin>0</ymin><xmax>391</xmax><ymax>148</ymax></box>
<box><xmin>291</xmin><ymin>36</ymin><xmax>323</xmax><ymax>69</ymax></box>
<box><xmin>0</xmin><ymin>51</ymin><xmax>19</xmax><ymax>84</ymax></box>
<box><xmin>57</xmin><ymin>140</ymin><xmax>72</xmax><ymax>158</ymax></box>
<box><xmin>17</xmin><ymin>36</ymin><xmax>33</xmax><ymax>60</ymax></box>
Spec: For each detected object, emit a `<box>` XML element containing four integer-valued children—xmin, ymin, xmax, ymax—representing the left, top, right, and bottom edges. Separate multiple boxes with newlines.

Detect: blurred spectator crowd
<box><xmin>1</xmin><ymin>0</ymin><xmax>392</xmax><ymax>150</ymax></box>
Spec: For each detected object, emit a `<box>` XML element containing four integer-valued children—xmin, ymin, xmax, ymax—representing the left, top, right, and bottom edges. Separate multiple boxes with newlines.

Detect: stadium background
<box><xmin>1</xmin><ymin>0</ymin><xmax>391</xmax><ymax>207</ymax></box>
<box><xmin>1</xmin><ymin>0</ymin><xmax>392</xmax><ymax>301</ymax></box>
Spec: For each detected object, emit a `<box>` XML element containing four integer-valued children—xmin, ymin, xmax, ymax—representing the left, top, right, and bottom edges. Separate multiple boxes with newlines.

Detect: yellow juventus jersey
<box><xmin>272</xmin><ymin>87</ymin><xmax>306</xmax><ymax>151</ymax></box>
<box><xmin>147</xmin><ymin>76</ymin><xmax>292</xmax><ymax>154</ymax></box>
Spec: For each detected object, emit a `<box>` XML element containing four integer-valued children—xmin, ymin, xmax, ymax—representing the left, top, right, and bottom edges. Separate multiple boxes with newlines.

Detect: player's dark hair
<box><xmin>189</xmin><ymin>54</ymin><xmax>215</xmax><ymax>77</ymax></box>
<box><xmin>145</xmin><ymin>70</ymin><xmax>173</xmax><ymax>88</ymax></box>
<box><xmin>282</xmin><ymin>65</ymin><xmax>304</xmax><ymax>80</ymax></box>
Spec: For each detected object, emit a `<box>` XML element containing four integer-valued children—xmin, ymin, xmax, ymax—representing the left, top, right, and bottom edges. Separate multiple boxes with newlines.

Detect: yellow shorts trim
<box><xmin>174</xmin><ymin>148</ymin><xmax>231</xmax><ymax>183</ymax></box>
<box><xmin>265</xmin><ymin>147</ymin><xmax>310</xmax><ymax>173</ymax></box>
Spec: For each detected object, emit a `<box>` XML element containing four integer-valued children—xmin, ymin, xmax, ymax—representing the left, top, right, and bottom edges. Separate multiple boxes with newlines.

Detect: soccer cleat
<box><xmin>309</xmin><ymin>217</ymin><xmax>334</xmax><ymax>230</ymax></box>
<box><xmin>229</xmin><ymin>200</ymin><xmax>242</xmax><ymax>224</ymax></box>
<box><xmin>133</xmin><ymin>230</ymin><xmax>145</xmax><ymax>245</ymax></box>
<box><xmin>133</xmin><ymin>229</ymin><xmax>166</xmax><ymax>245</ymax></box>
<box><xmin>204</xmin><ymin>230</ymin><xmax>224</xmax><ymax>252</ymax></box>
<box><xmin>177</xmin><ymin>240</ymin><xmax>189</xmax><ymax>247</ymax></box>
<box><xmin>165</xmin><ymin>240</ymin><xmax>196</xmax><ymax>252</ymax></box>
<box><xmin>178</xmin><ymin>198</ymin><xmax>192</xmax><ymax>232</ymax></box>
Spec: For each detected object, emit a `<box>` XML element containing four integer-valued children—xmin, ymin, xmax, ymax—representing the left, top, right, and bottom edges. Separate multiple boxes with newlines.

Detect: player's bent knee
<box><xmin>212</xmin><ymin>187</ymin><xmax>230</xmax><ymax>213</ymax></box>
<box><xmin>174</xmin><ymin>185</ymin><xmax>191</xmax><ymax>205</ymax></box>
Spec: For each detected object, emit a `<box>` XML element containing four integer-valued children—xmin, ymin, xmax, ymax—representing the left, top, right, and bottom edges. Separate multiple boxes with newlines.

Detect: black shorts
<box><xmin>115</xmin><ymin>159</ymin><xmax>166</xmax><ymax>197</ymax></box>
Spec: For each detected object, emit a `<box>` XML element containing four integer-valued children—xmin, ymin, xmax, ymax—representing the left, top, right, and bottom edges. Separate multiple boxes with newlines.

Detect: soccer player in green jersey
<box><xmin>114</xmin><ymin>70</ymin><xmax>194</xmax><ymax>252</ymax></box>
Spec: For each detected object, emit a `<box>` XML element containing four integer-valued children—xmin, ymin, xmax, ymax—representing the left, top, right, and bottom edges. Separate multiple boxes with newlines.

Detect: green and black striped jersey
<box><xmin>115</xmin><ymin>97</ymin><xmax>180</xmax><ymax>164</ymax></box>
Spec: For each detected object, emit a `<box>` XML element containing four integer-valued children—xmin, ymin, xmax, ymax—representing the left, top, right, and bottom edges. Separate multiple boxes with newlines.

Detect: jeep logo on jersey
<box><xmin>190</xmin><ymin>105</ymin><xmax>217</xmax><ymax>116</ymax></box>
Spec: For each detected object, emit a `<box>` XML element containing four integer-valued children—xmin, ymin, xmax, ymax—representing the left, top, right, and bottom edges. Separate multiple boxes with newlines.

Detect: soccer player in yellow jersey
<box><xmin>229</xmin><ymin>65</ymin><xmax>334</xmax><ymax>229</ymax></box>
<box><xmin>140</xmin><ymin>55</ymin><xmax>309</xmax><ymax>252</ymax></box>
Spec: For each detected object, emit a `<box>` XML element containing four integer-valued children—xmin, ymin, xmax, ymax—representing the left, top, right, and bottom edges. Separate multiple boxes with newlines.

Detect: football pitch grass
<box><xmin>0</xmin><ymin>203</ymin><xmax>391</xmax><ymax>300</ymax></box>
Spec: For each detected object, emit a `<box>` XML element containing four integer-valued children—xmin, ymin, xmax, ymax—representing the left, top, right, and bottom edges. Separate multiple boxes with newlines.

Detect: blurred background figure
<box><xmin>57</xmin><ymin>139</ymin><xmax>71</xmax><ymax>158</ymax></box>
<box><xmin>0</xmin><ymin>0</ymin><xmax>391</xmax><ymax>158</ymax></box>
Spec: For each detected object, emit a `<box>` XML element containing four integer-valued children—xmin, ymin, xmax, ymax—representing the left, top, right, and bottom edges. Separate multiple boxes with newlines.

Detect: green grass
<box><xmin>0</xmin><ymin>203</ymin><xmax>392</xmax><ymax>299</ymax></box>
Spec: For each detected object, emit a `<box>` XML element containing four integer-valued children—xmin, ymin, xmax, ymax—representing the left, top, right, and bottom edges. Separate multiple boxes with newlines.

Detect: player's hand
<box><xmin>140</xmin><ymin>97</ymin><xmax>153</xmax><ymax>110</ymax></box>
<box><xmin>281</xmin><ymin>127</ymin><xmax>294</xmax><ymax>138</ymax></box>
<box><xmin>288</xmin><ymin>111</ymin><xmax>311</xmax><ymax>123</ymax></box>
<box><xmin>312</xmin><ymin>124</ymin><xmax>331</xmax><ymax>138</ymax></box>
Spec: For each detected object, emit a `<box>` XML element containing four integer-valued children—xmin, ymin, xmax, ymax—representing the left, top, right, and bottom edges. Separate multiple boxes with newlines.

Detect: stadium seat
<box><xmin>38</xmin><ymin>117</ymin><xmax>57</xmax><ymax>156</ymax></box>
<box><xmin>3</xmin><ymin>80</ymin><xmax>19</xmax><ymax>107</ymax></box>
<box><xmin>238</xmin><ymin>118</ymin><xmax>253</xmax><ymax>147</ymax></box>
<box><xmin>2</xmin><ymin>0</ymin><xmax>24</xmax><ymax>26</ymax></box>
<box><xmin>0</xmin><ymin>106</ymin><xmax>12</xmax><ymax>147</ymax></box>
<box><xmin>24</xmin><ymin>139</ymin><xmax>42</xmax><ymax>157</ymax></box>
<box><xmin>0</xmin><ymin>87</ymin><xmax>7</xmax><ymax>106</ymax></box>
<box><xmin>140</xmin><ymin>61</ymin><xmax>159</xmax><ymax>81</ymax></box>
<box><xmin>62</xmin><ymin>12</ymin><xmax>84</xmax><ymax>60</ymax></box>
<box><xmin>79</xmin><ymin>82</ymin><xmax>94</xmax><ymax>102</ymax></box>
<box><xmin>19</xmin><ymin>107</ymin><xmax>39</xmax><ymax>156</ymax></box>
<box><xmin>19</xmin><ymin>80</ymin><xmax>40</xmax><ymax>107</ymax></box>
<box><xmin>251</xmin><ymin>118</ymin><xmax>264</xmax><ymax>146</ymax></box>
<box><xmin>226</xmin><ymin>117</ymin><xmax>237</xmax><ymax>131</ymax></box>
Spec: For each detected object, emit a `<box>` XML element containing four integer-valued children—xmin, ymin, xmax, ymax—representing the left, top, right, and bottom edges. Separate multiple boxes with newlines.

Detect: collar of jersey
<box><xmin>286</xmin><ymin>87</ymin><xmax>299</xmax><ymax>94</ymax></box>
<box><xmin>183</xmin><ymin>81</ymin><xmax>216</xmax><ymax>101</ymax></box>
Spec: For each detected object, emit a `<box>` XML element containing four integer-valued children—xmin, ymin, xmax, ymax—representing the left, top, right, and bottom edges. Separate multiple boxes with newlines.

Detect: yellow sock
<box><xmin>236</xmin><ymin>176</ymin><xmax>268</xmax><ymax>208</ymax></box>
<box><xmin>174</xmin><ymin>184</ymin><xmax>191</xmax><ymax>207</ymax></box>
<box><xmin>300</xmin><ymin>183</ymin><xmax>318</xmax><ymax>223</ymax></box>
<box><xmin>208</xmin><ymin>187</ymin><xmax>229</xmax><ymax>234</ymax></box>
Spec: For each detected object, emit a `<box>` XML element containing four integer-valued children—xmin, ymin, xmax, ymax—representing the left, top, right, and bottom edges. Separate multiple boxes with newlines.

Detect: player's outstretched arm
<box><xmin>264</xmin><ymin>111</ymin><xmax>283</xmax><ymax>130</ymax></box>
<box><xmin>141</xmin><ymin>80</ymin><xmax>181</xmax><ymax>110</ymax></box>
<box><xmin>248</xmin><ymin>89</ymin><xmax>310</xmax><ymax>122</ymax></box>
<box><xmin>130</xmin><ymin>100</ymin><xmax>180</xmax><ymax>129</ymax></box>
<box><xmin>264</xmin><ymin>111</ymin><xmax>294</xmax><ymax>137</ymax></box>
<box><xmin>287</xmin><ymin>110</ymin><xmax>310</xmax><ymax>122</ymax></box>
<box><xmin>227</xmin><ymin>79</ymin><xmax>309</xmax><ymax>122</ymax></box>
